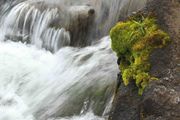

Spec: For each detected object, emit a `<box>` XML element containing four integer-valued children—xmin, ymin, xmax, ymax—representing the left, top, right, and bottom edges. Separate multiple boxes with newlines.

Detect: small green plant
<box><xmin>110</xmin><ymin>14</ymin><xmax>170</xmax><ymax>95</ymax></box>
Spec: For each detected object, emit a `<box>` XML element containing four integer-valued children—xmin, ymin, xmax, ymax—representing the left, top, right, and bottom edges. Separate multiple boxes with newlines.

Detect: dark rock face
<box><xmin>109</xmin><ymin>0</ymin><xmax>180</xmax><ymax>120</ymax></box>
<box><xmin>109</xmin><ymin>83</ymin><xmax>141</xmax><ymax>120</ymax></box>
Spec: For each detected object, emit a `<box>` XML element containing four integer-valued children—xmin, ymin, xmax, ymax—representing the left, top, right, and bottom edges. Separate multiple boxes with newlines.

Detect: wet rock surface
<box><xmin>39</xmin><ymin>3</ymin><xmax>95</xmax><ymax>47</ymax></box>
<box><xmin>109</xmin><ymin>0</ymin><xmax>180</xmax><ymax>120</ymax></box>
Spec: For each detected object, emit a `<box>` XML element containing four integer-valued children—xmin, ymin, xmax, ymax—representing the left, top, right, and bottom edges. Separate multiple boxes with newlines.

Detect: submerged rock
<box><xmin>2</xmin><ymin>1</ymin><xmax>95</xmax><ymax>52</ymax></box>
<box><xmin>109</xmin><ymin>0</ymin><xmax>180</xmax><ymax>120</ymax></box>
<box><xmin>49</xmin><ymin>5</ymin><xmax>95</xmax><ymax>47</ymax></box>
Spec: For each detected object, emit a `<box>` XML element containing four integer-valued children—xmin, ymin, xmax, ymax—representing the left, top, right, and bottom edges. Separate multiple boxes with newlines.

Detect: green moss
<box><xmin>110</xmin><ymin>15</ymin><xmax>170</xmax><ymax>95</ymax></box>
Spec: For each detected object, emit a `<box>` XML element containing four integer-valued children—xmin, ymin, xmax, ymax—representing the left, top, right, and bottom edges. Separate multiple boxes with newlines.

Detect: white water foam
<box><xmin>0</xmin><ymin>37</ymin><xmax>118</xmax><ymax>120</ymax></box>
<box><xmin>0</xmin><ymin>0</ymin><xmax>147</xmax><ymax>119</ymax></box>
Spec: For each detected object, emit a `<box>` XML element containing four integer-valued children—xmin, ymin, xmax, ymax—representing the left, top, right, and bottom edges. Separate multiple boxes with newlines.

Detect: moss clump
<box><xmin>110</xmin><ymin>15</ymin><xmax>170</xmax><ymax>95</ymax></box>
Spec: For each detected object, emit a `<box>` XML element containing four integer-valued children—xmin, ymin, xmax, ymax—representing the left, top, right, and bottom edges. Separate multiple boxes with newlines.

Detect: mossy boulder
<box><xmin>110</xmin><ymin>15</ymin><xmax>170</xmax><ymax>95</ymax></box>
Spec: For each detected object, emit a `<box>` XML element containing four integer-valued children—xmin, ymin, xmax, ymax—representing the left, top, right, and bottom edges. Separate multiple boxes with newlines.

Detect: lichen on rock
<box><xmin>110</xmin><ymin>14</ymin><xmax>170</xmax><ymax>95</ymax></box>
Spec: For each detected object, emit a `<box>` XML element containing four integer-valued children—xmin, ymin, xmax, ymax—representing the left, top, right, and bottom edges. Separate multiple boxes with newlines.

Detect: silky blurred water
<box><xmin>0</xmin><ymin>37</ymin><xmax>118</xmax><ymax>120</ymax></box>
<box><xmin>0</xmin><ymin>0</ymin><xmax>146</xmax><ymax>120</ymax></box>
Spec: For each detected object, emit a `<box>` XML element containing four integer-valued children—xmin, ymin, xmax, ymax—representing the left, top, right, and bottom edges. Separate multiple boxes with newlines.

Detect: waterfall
<box><xmin>0</xmin><ymin>0</ymin><xmax>146</xmax><ymax>120</ymax></box>
<box><xmin>0</xmin><ymin>1</ymin><xmax>71</xmax><ymax>52</ymax></box>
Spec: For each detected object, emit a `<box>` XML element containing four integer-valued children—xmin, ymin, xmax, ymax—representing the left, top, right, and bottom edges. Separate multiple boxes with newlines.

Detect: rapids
<box><xmin>0</xmin><ymin>0</ymin><xmax>146</xmax><ymax>120</ymax></box>
<box><xmin>0</xmin><ymin>37</ymin><xmax>118</xmax><ymax>120</ymax></box>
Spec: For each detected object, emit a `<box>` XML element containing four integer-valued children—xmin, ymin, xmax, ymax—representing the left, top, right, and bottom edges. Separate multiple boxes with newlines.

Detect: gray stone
<box><xmin>109</xmin><ymin>0</ymin><xmax>180</xmax><ymax>120</ymax></box>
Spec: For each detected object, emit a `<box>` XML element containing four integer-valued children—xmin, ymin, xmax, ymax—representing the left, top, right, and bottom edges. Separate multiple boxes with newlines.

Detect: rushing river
<box><xmin>0</xmin><ymin>0</ymin><xmax>146</xmax><ymax>120</ymax></box>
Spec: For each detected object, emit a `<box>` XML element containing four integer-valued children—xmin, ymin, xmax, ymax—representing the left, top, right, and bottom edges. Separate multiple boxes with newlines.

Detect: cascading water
<box><xmin>0</xmin><ymin>0</ymin><xmax>146</xmax><ymax>120</ymax></box>
<box><xmin>0</xmin><ymin>0</ymin><xmax>71</xmax><ymax>52</ymax></box>
<box><xmin>0</xmin><ymin>37</ymin><xmax>117</xmax><ymax>120</ymax></box>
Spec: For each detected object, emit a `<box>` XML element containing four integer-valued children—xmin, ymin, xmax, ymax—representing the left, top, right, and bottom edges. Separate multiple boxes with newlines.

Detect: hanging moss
<box><xmin>110</xmin><ymin>15</ymin><xmax>170</xmax><ymax>95</ymax></box>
